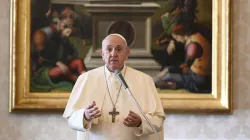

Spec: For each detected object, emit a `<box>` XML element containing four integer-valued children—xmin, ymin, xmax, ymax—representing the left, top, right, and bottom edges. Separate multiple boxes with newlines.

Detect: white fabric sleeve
<box><xmin>133</xmin><ymin>114</ymin><xmax>164</xmax><ymax>136</ymax></box>
<box><xmin>133</xmin><ymin>76</ymin><xmax>166</xmax><ymax>137</ymax></box>
<box><xmin>68</xmin><ymin>109</ymin><xmax>92</xmax><ymax>132</ymax></box>
<box><xmin>133</xmin><ymin>123</ymin><xmax>143</xmax><ymax>135</ymax></box>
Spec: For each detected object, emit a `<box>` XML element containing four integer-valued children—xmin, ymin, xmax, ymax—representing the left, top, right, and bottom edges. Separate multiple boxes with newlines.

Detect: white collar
<box><xmin>104</xmin><ymin>64</ymin><xmax>126</xmax><ymax>79</ymax></box>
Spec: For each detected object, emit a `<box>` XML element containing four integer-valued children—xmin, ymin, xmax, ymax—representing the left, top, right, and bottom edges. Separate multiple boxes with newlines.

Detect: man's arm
<box><xmin>67</xmin><ymin>101</ymin><xmax>101</xmax><ymax>132</ymax></box>
<box><xmin>67</xmin><ymin>109</ymin><xmax>92</xmax><ymax>132</ymax></box>
<box><xmin>133</xmin><ymin>112</ymin><xmax>165</xmax><ymax>137</ymax></box>
<box><xmin>133</xmin><ymin>77</ymin><xmax>166</xmax><ymax>137</ymax></box>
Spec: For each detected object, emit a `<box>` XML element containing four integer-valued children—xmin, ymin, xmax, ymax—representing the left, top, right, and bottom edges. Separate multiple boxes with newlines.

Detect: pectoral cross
<box><xmin>109</xmin><ymin>108</ymin><xmax>119</xmax><ymax>123</ymax></box>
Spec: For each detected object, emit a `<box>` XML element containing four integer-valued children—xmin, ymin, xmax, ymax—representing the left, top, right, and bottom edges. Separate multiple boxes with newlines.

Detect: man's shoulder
<box><xmin>87</xmin><ymin>66</ymin><xmax>104</xmax><ymax>74</ymax></box>
<box><xmin>78</xmin><ymin>66</ymin><xmax>104</xmax><ymax>79</ymax></box>
<box><xmin>127</xmin><ymin>66</ymin><xmax>152</xmax><ymax>80</ymax></box>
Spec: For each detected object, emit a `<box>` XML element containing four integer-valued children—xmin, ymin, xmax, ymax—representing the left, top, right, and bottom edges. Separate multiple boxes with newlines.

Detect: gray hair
<box><xmin>102</xmin><ymin>33</ymin><xmax>128</xmax><ymax>48</ymax></box>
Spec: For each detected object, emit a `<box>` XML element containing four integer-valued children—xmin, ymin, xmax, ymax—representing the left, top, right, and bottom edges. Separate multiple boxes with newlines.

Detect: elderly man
<box><xmin>63</xmin><ymin>34</ymin><xmax>165</xmax><ymax>140</ymax></box>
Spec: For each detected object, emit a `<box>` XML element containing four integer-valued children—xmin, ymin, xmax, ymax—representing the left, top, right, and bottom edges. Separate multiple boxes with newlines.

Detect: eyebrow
<box><xmin>106</xmin><ymin>45</ymin><xmax>123</xmax><ymax>48</ymax></box>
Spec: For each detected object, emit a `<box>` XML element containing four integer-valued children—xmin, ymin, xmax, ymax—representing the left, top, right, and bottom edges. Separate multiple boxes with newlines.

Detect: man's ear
<box><xmin>125</xmin><ymin>49</ymin><xmax>130</xmax><ymax>60</ymax></box>
<box><xmin>100</xmin><ymin>50</ymin><xmax>104</xmax><ymax>60</ymax></box>
<box><xmin>126</xmin><ymin>49</ymin><xmax>131</xmax><ymax>56</ymax></box>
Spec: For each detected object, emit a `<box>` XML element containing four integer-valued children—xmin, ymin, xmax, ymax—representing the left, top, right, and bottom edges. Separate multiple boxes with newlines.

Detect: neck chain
<box><xmin>104</xmin><ymin>66</ymin><xmax>127</xmax><ymax>108</ymax></box>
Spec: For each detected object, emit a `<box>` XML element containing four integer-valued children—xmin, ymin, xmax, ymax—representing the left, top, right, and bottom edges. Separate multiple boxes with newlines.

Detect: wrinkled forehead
<box><xmin>102</xmin><ymin>34</ymin><xmax>128</xmax><ymax>49</ymax></box>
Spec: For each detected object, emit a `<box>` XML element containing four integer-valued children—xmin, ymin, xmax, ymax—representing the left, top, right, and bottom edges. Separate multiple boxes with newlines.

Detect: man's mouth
<box><xmin>110</xmin><ymin>60</ymin><xmax>118</xmax><ymax>63</ymax></box>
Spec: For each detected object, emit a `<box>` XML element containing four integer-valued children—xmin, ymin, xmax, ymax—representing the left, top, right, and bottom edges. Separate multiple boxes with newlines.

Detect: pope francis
<box><xmin>63</xmin><ymin>33</ymin><xmax>166</xmax><ymax>140</ymax></box>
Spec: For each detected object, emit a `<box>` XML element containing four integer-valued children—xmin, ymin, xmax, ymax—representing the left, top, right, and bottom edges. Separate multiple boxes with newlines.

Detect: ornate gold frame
<box><xmin>9</xmin><ymin>0</ymin><xmax>232</xmax><ymax>113</ymax></box>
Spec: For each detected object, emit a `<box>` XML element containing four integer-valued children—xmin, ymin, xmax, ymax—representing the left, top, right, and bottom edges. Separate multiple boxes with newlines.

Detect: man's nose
<box><xmin>110</xmin><ymin>49</ymin><xmax>118</xmax><ymax>56</ymax></box>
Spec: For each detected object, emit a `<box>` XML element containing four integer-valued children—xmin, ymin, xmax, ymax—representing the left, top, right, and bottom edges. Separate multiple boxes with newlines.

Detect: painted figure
<box><xmin>154</xmin><ymin>25</ymin><xmax>211</xmax><ymax>93</ymax></box>
<box><xmin>30</xmin><ymin>5</ymin><xmax>87</xmax><ymax>92</ymax></box>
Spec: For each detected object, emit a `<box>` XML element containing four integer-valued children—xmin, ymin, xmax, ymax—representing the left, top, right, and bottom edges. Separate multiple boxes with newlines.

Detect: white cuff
<box><xmin>68</xmin><ymin>109</ymin><xmax>92</xmax><ymax>131</ymax></box>
<box><xmin>134</xmin><ymin>121</ymin><xmax>144</xmax><ymax>136</ymax></box>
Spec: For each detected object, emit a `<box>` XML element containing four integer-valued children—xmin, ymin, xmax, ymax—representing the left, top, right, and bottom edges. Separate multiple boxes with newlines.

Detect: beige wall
<box><xmin>1</xmin><ymin>0</ymin><xmax>250</xmax><ymax>139</ymax></box>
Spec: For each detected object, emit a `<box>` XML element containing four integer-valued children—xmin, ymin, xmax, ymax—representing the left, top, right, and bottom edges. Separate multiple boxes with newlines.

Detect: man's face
<box><xmin>101</xmin><ymin>35</ymin><xmax>130</xmax><ymax>71</ymax></box>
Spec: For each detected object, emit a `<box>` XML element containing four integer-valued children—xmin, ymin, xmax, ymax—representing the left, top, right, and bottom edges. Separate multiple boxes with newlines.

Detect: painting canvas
<box><xmin>9</xmin><ymin>0</ymin><xmax>232</xmax><ymax>113</ymax></box>
<box><xmin>30</xmin><ymin>0</ymin><xmax>212</xmax><ymax>94</ymax></box>
<box><xmin>30</xmin><ymin>2</ymin><xmax>92</xmax><ymax>92</ymax></box>
<box><xmin>151</xmin><ymin>0</ymin><xmax>212</xmax><ymax>93</ymax></box>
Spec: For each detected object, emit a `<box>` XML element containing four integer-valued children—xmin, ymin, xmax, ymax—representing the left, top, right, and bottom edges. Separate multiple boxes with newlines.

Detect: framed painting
<box><xmin>9</xmin><ymin>0</ymin><xmax>232</xmax><ymax>113</ymax></box>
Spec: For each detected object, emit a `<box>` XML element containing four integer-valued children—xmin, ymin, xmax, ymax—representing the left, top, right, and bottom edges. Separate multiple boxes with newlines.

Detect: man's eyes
<box><xmin>106</xmin><ymin>48</ymin><xmax>122</xmax><ymax>52</ymax></box>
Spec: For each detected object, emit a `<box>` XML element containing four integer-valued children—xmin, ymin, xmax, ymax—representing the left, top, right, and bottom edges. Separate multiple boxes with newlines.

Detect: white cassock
<box><xmin>63</xmin><ymin>65</ymin><xmax>166</xmax><ymax>140</ymax></box>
